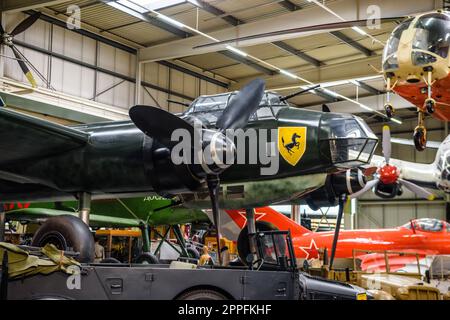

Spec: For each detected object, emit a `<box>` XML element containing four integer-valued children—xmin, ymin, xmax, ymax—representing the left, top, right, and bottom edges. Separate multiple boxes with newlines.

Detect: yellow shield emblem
<box><xmin>278</xmin><ymin>127</ymin><xmax>307</xmax><ymax>166</ymax></box>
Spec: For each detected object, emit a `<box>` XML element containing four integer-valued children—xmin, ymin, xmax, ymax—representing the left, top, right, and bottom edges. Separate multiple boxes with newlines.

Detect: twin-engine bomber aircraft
<box><xmin>0</xmin><ymin>79</ymin><xmax>378</xmax><ymax>260</ymax></box>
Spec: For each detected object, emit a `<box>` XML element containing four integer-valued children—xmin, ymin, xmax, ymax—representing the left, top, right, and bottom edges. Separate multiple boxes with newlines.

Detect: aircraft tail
<box><xmin>224</xmin><ymin>206</ymin><xmax>312</xmax><ymax>237</ymax></box>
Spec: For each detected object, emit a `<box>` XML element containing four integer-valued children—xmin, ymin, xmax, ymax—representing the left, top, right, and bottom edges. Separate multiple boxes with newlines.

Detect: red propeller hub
<box><xmin>378</xmin><ymin>164</ymin><xmax>399</xmax><ymax>185</ymax></box>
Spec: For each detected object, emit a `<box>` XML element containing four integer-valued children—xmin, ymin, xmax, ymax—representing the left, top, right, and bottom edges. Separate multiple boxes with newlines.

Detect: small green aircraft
<box><xmin>4</xmin><ymin>197</ymin><xmax>208</xmax><ymax>228</ymax></box>
<box><xmin>4</xmin><ymin>196</ymin><xmax>209</xmax><ymax>262</ymax></box>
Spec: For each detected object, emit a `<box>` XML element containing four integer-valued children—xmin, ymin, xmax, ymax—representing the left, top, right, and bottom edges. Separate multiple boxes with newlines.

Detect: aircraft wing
<box><xmin>358</xmin><ymin>251</ymin><xmax>436</xmax><ymax>275</ymax></box>
<box><xmin>0</xmin><ymin>107</ymin><xmax>89</xmax><ymax>166</ymax></box>
<box><xmin>6</xmin><ymin>208</ymin><xmax>140</xmax><ymax>228</ymax></box>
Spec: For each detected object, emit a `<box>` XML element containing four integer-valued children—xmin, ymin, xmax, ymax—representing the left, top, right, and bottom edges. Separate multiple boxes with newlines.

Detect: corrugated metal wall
<box><xmin>2</xmin><ymin>12</ymin><xmax>226</xmax><ymax>112</ymax></box>
<box><xmin>140</xmin><ymin>62</ymin><xmax>226</xmax><ymax>113</ymax></box>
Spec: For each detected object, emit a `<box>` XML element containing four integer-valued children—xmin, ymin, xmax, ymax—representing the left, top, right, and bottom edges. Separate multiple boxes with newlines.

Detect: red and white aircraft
<box><xmin>207</xmin><ymin>206</ymin><xmax>450</xmax><ymax>272</ymax></box>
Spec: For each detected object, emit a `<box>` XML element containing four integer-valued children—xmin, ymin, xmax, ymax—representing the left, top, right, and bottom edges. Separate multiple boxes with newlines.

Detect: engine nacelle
<box><xmin>305</xmin><ymin>168</ymin><xmax>366</xmax><ymax>210</ymax></box>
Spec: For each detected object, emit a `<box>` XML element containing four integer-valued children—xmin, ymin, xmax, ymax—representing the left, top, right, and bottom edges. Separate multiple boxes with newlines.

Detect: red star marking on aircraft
<box><xmin>299</xmin><ymin>239</ymin><xmax>319</xmax><ymax>260</ymax></box>
<box><xmin>228</xmin><ymin>210</ymin><xmax>267</xmax><ymax>229</ymax></box>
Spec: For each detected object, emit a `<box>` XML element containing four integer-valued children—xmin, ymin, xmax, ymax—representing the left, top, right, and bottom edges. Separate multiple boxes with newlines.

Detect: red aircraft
<box><xmin>216</xmin><ymin>207</ymin><xmax>450</xmax><ymax>272</ymax></box>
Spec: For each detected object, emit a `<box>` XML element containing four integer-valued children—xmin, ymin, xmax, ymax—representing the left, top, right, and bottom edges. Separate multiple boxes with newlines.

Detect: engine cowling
<box><xmin>305</xmin><ymin>168</ymin><xmax>366</xmax><ymax>210</ymax></box>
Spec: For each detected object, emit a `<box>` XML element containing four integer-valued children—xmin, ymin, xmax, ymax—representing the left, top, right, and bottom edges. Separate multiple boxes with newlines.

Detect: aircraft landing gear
<box><xmin>385</xmin><ymin>103</ymin><xmax>395</xmax><ymax>118</ymax></box>
<box><xmin>413</xmin><ymin>111</ymin><xmax>427</xmax><ymax>151</ymax></box>
<box><xmin>423</xmin><ymin>67</ymin><xmax>436</xmax><ymax>115</ymax></box>
<box><xmin>384</xmin><ymin>75</ymin><xmax>397</xmax><ymax>118</ymax></box>
<box><xmin>425</xmin><ymin>98</ymin><xmax>436</xmax><ymax>114</ymax></box>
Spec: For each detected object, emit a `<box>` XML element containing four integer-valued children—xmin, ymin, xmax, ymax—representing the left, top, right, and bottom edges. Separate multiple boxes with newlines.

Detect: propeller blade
<box><xmin>398</xmin><ymin>178</ymin><xmax>435</xmax><ymax>201</ymax></box>
<box><xmin>216</xmin><ymin>78</ymin><xmax>265</xmax><ymax>131</ymax></box>
<box><xmin>349</xmin><ymin>179</ymin><xmax>379</xmax><ymax>199</ymax></box>
<box><xmin>382</xmin><ymin>125</ymin><xmax>391</xmax><ymax>164</ymax></box>
<box><xmin>0</xmin><ymin>21</ymin><xmax>4</xmax><ymax>35</ymax></box>
<box><xmin>11</xmin><ymin>46</ymin><xmax>37</xmax><ymax>88</ymax></box>
<box><xmin>194</xmin><ymin>17</ymin><xmax>404</xmax><ymax>49</ymax></box>
<box><xmin>129</xmin><ymin>105</ymin><xmax>194</xmax><ymax>149</ymax></box>
<box><xmin>10</xmin><ymin>12</ymin><xmax>41</xmax><ymax>36</ymax></box>
<box><xmin>207</xmin><ymin>176</ymin><xmax>222</xmax><ymax>265</ymax></box>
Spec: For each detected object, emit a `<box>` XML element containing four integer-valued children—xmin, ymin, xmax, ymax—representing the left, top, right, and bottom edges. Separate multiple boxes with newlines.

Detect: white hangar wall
<box><xmin>2</xmin><ymin>12</ymin><xmax>227</xmax><ymax>113</ymax></box>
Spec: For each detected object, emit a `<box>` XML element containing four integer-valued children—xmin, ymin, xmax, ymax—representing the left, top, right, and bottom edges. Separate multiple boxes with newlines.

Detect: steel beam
<box><xmin>100</xmin><ymin>0</ymin><xmax>192</xmax><ymax>38</ymax></box>
<box><xmin>355</xmin><ymin>80</ymin><xmax>384</xmax><ymax>95</ymax></box>
<box><xmin>313</xmin><ymin>89</ymin><xmax>340</xmax><ymax>102</ymax></box>
<box><xmin>187</xmin><ymin>1</ymin><xmax>281</xmax><ymax>76</ymax></box>
<box><xmin>139</xmin><ymin>0</ymin><xmax>435</xmax><ymax>62</ymax></box>
<box><xmin>187</xmin><ymin>0</ymin><xmax>243</xmax><ymax>26</ymax></box>
<box><xmin>141</xmin><ymin>81</ymin><xmax>194</xmax><ymax>101</ymax></box>
<box><xmin>329</xmin><ymin>31</ymin><xmax>374</xmax><ymax>57</ymax></box>
<box><xmin>14</xmin><ymin>27</ymin><xmax>226</xmax><ymax>89</ymax></box>
<box><xmin>158</xmin><ymin>60</ymin><xmax>228</xmax><ymax>88</ymax></box>
<box><xmin>278</xmin><ymin>0</ymin><xmax>300</xmax><ymax>11</ymax></box>
<box><xmin>219</xmin><ymin>50</ymin><xmax>277</xmax><ymax>75</ymax></box>
<box><xmin>1</xmin><ymin>0</ymin><xmax>72</xmax><ymax>13</ymax></box>
<box><xmin>272</xmin><ymin>41</ymin><xmax>323</xmax><ymax>67</ymax></box>
<box><xmin>25</xmin><ymin>10</ymin><xmax>137</xmax><ymax>54</ymax></box>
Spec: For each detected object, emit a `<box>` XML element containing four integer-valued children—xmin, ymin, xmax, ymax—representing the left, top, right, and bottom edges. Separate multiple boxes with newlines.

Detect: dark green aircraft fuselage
<box><xmin>0</xmin><ymin>104</ymin><xmax>376</xmax><ymax>209</ymax></box>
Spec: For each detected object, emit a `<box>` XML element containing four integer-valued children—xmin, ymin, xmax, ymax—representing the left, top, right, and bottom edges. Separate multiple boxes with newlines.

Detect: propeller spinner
<box><xmin>350</xmin><ymin>126</ymin><xmax>435</xmax><ymax>200</ymax></box>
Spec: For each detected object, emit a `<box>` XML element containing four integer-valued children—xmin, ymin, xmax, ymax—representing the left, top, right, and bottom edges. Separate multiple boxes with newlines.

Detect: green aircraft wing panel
<box><xmin>0</xmin><ymin>107</ymin><xmax>89</xmax><ymax>165</ymax></box>
<box><xmin>6</xmin><ymin>208</ymin><xmax>140</xmax><ymax>228</ymax></box>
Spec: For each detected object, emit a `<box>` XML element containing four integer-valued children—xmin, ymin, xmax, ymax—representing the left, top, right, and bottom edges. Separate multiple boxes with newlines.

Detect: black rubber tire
<box><xmin>425</xmin><ymin>99</ymin><xmax>435</xmax><ymax>114</ymax></box>
<box><xmin>187</xmin><ymin>247</ymin><xmax>200</xmax><ymax>259</ymax></box>
<box><xmin>100</xmin><ymin>257</ymin><xmax>121</xmax><ymax>263</ymax></box>
<box><xmin>413</xmin><ymin>128</ymin><xmax>427</xmax><ymax>152</ymax></box>
<box><xmin>31</xmin><ymin>215</ymin><xmax>94</xmax><ymax>263</ymax></box>
<box><xmin>385</xmin><ymin>105</ymin><xmax>395</xmax><ymax>118</ymax></box>
<box><xmin>177</xmin><ymin>289</ymin><xmax>227</xmax><ymax>300</ymax></box>
<box><xmin>135</xmin><ymin>252</ymin><xmax>159</xmax><ymax>264</ymax></box>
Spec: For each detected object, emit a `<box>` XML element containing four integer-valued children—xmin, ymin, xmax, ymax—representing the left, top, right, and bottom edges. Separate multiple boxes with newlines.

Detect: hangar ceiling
<box><xmin>0</xmin><ymin>0</ymin><xmax>440</xmax><ymax>123</ymax></box>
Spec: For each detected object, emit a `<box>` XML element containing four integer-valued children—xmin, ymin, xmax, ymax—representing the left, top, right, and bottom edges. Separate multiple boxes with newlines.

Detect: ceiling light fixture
<box><xmin>279</xmin><ymin>69</ymin><xmax>298</xmax><ymax>79</ymax></box>
<box><xmin>307</xmin><ymin>0</ymin><xmax>384</xmax><ymax>45</ymax></box>
<box><xmin>225</xmin><ymin>45</ymin><xmax>248</xmax><ymax>57</ymax></box>
<box><xmin>156</xmin><ymin>13</ymin><xmax>186</xmax><ymax>29</ymax></box>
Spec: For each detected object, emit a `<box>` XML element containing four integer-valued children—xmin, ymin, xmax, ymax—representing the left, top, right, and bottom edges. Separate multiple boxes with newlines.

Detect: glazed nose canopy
<box><xmin>319</xmin><ymin>114</ymin><xmax>378</xmax><ymax>168</ymax></box>
<box><xmin>411</xmin><ymin>13</ymin><xmax>450</xmax><ymax>61</ymax></box>
<box><xmin>382</xmin><ymin>18</ymin><xmax>413</xmax><ymax>71</ymax></box>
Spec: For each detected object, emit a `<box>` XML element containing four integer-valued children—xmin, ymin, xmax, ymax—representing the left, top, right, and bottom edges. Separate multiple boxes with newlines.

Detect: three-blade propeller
<box><xmin>350</xmin><ymin>126</ymin><xmax>435</xmax><ymax>200</ymax></box>
<box><xmin>1</xmin><ymin>13</ymin><xmax>41</xmax><ymax>88</ymax></box>
<box><xmin>130</xmin><ymin>79</ymin><xmax>266</xmax><ymax>264</ymax></box>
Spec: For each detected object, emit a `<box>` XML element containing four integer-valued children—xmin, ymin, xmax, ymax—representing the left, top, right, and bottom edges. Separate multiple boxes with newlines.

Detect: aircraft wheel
<box><xmin>135</xmin><ymin>252</ymin><xmax>159</xmax><ymax>264</ymax></box>
<box><xmin>413</xmin><ymin>126</ymin><xmax>427</xmax><ymax>152</ymax></box>
<box><xmin>384</xmin><ymin>104</ymin><xmax>395</xmax><ymax>118</ymax></box>
<box><xmin>425</xmin><ymin>98</ymin><xmax>436</xmax><ymax>114</ymax></box>
<box><xmin>177</xmin><ymin>289</ymin><xmax>228</xmax><ymax>300</ymax></box>
<box><xmin>31</xmin><ymin>215</ymin><xmax>94</xmax><ymax>263</ymax></box>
